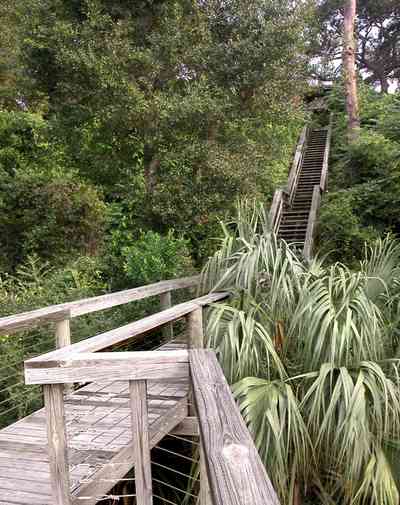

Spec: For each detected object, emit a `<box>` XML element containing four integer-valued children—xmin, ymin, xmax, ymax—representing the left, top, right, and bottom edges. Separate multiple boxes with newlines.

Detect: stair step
<box><xmin>281</xmin><ymin>219</ymin><xmax>309</xmax><ymax>224</ymax></box>
<box><xmin>283</xmin><ymin>211</ymin><xmax>309</xmax><ymax>215</ymax></box>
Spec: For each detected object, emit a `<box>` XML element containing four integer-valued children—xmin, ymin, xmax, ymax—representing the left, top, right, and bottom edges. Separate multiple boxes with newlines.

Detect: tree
<box><xmin>16</xmin><ymin>0</ymin><xmax>310</xmax><ymax>258</ymax></box>
<box><xmin>312</xmin><ymin>0</ymin><xmax>400</xmax><ymax>93</ymax></box>
<box><xmin>343</xmin><ymin>0</ymin><xmax>360</xmax><ymax>142</ymax></box>
<box><xmin>201</xmin><ymin>202</ymin><xmax>400</xmax><ymax>505</ymax></box>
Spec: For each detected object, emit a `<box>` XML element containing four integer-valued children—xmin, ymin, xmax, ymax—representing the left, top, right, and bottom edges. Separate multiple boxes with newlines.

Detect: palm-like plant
<box><xmin>201</xmin><ymin>202</ymin><xmax>400</xmax><ymax>505</ymax></box>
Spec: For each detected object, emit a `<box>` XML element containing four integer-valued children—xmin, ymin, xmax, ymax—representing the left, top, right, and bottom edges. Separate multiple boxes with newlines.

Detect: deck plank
<box><xmin>0</xmin><ymin>341</ymin><xmax>188</xmax><ymax>504</ymax></box>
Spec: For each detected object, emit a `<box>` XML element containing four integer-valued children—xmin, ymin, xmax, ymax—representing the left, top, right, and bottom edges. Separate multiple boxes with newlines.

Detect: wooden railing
<box><xmin>319</xmin><ymin>113</ymin><xmax>333</xmax><ymax>192</ymax></box>
<box><xmin>303</xmin><ymin>116</ymin><xmax>333</xmax><ymax>261</ymax></box>
<box><xmin>268</xmin><ymin>126</ymin><xmax>308</xmax><ymax>231</ymax></box>
<box><xmin>303</xmin><ymin>185</ymin><xmax>322</xmax><ymax>262</ymax></box>
<box><xmin>21</xmin><ymin>287</ymin><xmax>280</xmax><ymax>505</ymax></box>
<box><xmin>0</xmin><ymin>277</ymin><xmax>198</xmax><ymax>427</ymax></box>
<box><xmin>286</xmin><ymin>125</ymin><xmax>309</xmax><ymax>206</ymax></box>
<box><xmin>268</xmin><ymin>189</ymin><xmax>285</xmax><ymax>234</ymax></box>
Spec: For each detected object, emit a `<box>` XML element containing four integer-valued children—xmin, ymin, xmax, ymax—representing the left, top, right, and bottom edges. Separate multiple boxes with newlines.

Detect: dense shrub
<box><xmin>0</xmin><ymin>169</ymin><xmax>106</xmax><ymax>270</ymax></box>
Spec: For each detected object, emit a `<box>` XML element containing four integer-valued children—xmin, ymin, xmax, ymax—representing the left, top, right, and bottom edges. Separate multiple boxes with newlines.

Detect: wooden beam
<box><xmin>286</xmin><ymin>125</ymin><xmax>308</xmax><ymax>204</ymax></box>
<box><xmin>160</xmin><ymin>291</ymin><xmax>173</xmax><ymax>340</ymax></box>
<box><xmin>55</xmin><ymin>319</ymin><xmax>73</xmax><ymax>394</ymax></box>
<box><xmin>25</xmin><ymin>292</ymin><xmax>228</xmax><ymax>366</ymax></box>
<box><xmin>187</xmin><ymin>307</ymin><xmax>204</xmax><ymax>349</ymax></box>
<box><xmin>25</xmin><ymin>350</ymin><xmax>189</xmax><ymax>385</ymax></box>
<box><xmin>0</xmin><ymin>276</ymin><xmax>199</xmax><ymax>336</ymax></box>
<box><xmin>190</xmin><ymin>349</ymin><xmax>280</xmax><ymax>505</ymax></box>
<box><xmin>303</xmin><ymin>185</ymin><xmax>321</xmax><ymax>262</ymax></box>
<box><xmin>130</xmin><ymin>380</ymin><xmax>152</xmax><ymax>505</ymax></box>
<box><xmin>44</xmin><ymin>384</ymin><xmax>71</xmax><ymax>505</ymax></box>
<box><xmin>320</xmin><ymin>114</ymin><xmax>333</xmax><ymax>192</ymax></box>
<box><xmin>0</xmin><ymin>308</ymin><xmax>70</xmax><ymax>336</ymax></box>
<box><xmin>268</xmin><ymin>189</ymin><xmax>284</xmax><ymax>233</ymax></box>
<box><xmin>171</xmin><ymin>417</ymin><xmax>199</xmax><ymax>436</ymax></box>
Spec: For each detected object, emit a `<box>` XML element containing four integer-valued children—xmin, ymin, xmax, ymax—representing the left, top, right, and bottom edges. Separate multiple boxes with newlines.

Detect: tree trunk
<box><xmin>380</xmin><ymin>76</ymin><xmax>389</xmax><ymax>93</ymax></box>
<box><xmin>343</xmin><ymin>0</ymin><xmax>360</xmax><ymax>143</ymax></box>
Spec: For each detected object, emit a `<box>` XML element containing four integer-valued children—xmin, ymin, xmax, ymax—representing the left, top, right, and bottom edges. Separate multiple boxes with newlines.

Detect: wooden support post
<box><xmin>44</xmin><ymin>384</ymin><xmax>71</xmax><ymax>505</ymax></box>
<box><xmin>55</xmin><ymin>319</ymin><xmax>73</xmax><ymax>394</ymax></box>
<box><xmin>187</xmin><ymin>307</ymin><xmax>204</xmax><ymax>350</ymax></box>
<box><xmin>129</xmin><ymin>380</ymin><xmax>153</xmax><ymax>505</ymax></box>
<box><xmin>55</xmin><ymin>319</ymin><xmax>71</xmax><ymax>349</ymax></box>
<box><xmin>186</xmin><ymin>308</ymin><xmax>211</xmax><ymax>505</ymax></box>
<box><xmin>160</xmin><ymin>291</ymin><xmax>173</xmax><ymax>341</ymax></box>
<box><xmin>186</xmin><ymin>307</ymin><xmax>204</xmax><ymax>416</ymax></box>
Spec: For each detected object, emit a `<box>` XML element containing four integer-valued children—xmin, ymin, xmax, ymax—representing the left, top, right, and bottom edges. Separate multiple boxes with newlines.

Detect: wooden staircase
<box><xmin>269</xmin><ymin>118</ymin><xmax>332</xmax><ymax>260</ymax></box>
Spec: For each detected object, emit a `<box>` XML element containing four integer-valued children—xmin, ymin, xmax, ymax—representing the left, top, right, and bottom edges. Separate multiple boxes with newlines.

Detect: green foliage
<box><xmin>14</xmin><ymin>0</ymin><xmax>309</xmax><ymax>256</ymax></box>
<box><xmin>319</xmin><ymin>85</ymin><xmax>400</xmax><ymax>264</ymax></box>
<box><xmin>318</xmin><ymin>189</ymin><xmax>380</xmax><ymax>265</ymax></box>
<box><xmin>0</xmin><ymin>167</ymin><xmax>106</xmax><ymax>270</ymax></box>
<box><xmin>201</xmin><ymin>203</ymin><xmax>400</xmax><ymax>505</ymax></box>
<box><xmin>0</xmin><ymin>111</ymin><xmax>106</xmax><ymax>270</ymax></box>
<box><xmin>122</xmin><ymin>230</ymin><xmax>194</xmax><ymax>286</ymax></box>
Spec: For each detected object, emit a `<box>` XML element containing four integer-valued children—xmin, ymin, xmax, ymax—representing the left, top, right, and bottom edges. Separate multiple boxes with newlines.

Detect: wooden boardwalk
<box><xmin>0</xmin><ymin>341</ymin><xmax>188</xmax><ymax>505</ymax></box>
<box><xmin>0</xmin><ymin>277</ymin><xmax>280</xmax><ymax>505</ymax></box>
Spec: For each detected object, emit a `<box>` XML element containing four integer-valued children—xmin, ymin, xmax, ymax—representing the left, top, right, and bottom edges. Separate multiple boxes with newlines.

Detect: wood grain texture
<box><xmin>130</xmin><ymin>380</ymin><xmax>152</xmax><ymax>505</ymax></box>
<box><xmin>268</xmin><ymin>189</ymin><xmax>284</xmax><ymax>233</ymax></box>
<box><xmin>0</xmin><ymin>307</ymin><xmax>70</xmax><ymax>336</ymax></box>
<box><xmin>25</xmin><ymin>350</ymin><xmax>189</xmax><ymax>385</ymax></box>
<box><xmin>190</xmin><ymin>349</ymin><xmax>280</xmax><ymax>505</ymax></box>
<box><xmin>56</xmin><ymin>319</ymin><xmax>73</xmax><ymax>394</ymax></box>
<box><xmin>0</xmin><ymin>341</ymin><xmax>189</xmax><ymax>505</ymax></box>
<box><xmin>187</xmin><ymin>307</ymin><xmax>204</xmax><ymax>349</ymax></box>
<box><xmin>25</xmin><ymin>292</ymin><xmax>228</xmax><ymax>367</ymax></box>
<box><xmin>160</xmin><ymin>291</ymin><xmax>173</xmax><ymax>340</ymax></box>
<box><xmin>303</xmin><ymin>185</ymin><xmax>321</xmax><ymax>262</ymax></box>
<box><xmin>73</xmin><ymin>397</ymin><xmax>188</xmax><ymax>505</ymax></box>
<box><xmin>43</xmin><ymin>384</ymin><xmax>71</xmax><ymax>505</ymax></box>
<box><xmin>171</xmin><ymin>417</ymin><xmax>199</xmax><ymax>436</ymax></box>
<box><xmin>319</xmin><ymin>115</ymin><xmax>333</xmax><ymax>192</ymax></box>
<box><xmin>0</xmin><ymin>276</ymin><xmax>199</xmax><ymax>335</ymax></box>
<box><xmin>55</xmin><ymin>320</ymin><xmax>71</xmax><ymax>350</ymax></box>
<box><xmin>286</xmin><ymin>126</ymin><xmax>308</xmax><ymax>204</ymax></box>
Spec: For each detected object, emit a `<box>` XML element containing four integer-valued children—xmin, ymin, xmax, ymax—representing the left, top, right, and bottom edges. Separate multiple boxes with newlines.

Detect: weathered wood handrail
<box><xmin>191</xmin><ymin>349</ymin><xmax>280</xmax><ymax>505</ymax></box>
<box><xmin>24</xmin><ymin>292</ymin><xmax>227</xmax><ymax>370</ymax></box>
<box><xmin>268</xmin><ymin>189</ymin><xmax>285</xmax><ymax>234</ymax></box>
<box><xmin>319</xmin><ymin>114</ymin><xmax>333</xmax><ymax>192</ymax></box>
<box><xmin>0</xmin><ymin>275</ymin><xmax>199</xmax><ymax>335</ymax></box>
<box><xmin>303</xmin><ymin>185</ymin><xmax>322</xmax><ymax>262</ymax></box>
<box><xmin>23</xmin><ymin>292</ymin><xmax>231</xmax><ymax>505</ymax></box>
<box><xmin>286</xmin><ymin>125</ymin><xmax>308</xmax><ymax>205</ymax></box>
<box><xmin>269</xmin><ymin>126</ymin><xmax>308</xmax><ymax>232</ymax></box>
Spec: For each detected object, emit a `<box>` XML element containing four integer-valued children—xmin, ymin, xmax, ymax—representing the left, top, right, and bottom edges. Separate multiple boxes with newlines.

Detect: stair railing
<box><xmin>303</xmin><ymin>185</ymin><xmax>322</xmax><ymax>262</ymax></box>
<box><xmin>320</xmin><ymin>113</ymin><xmax>333</xmax><ymax>192</ymax></box>
<box><xmin>286</xmin><ymin>125</ymin><xmax>309</xmax><ymax>206</ymax></box>
<box><xmin>0</xmin><ymin>276</ymin><xmax>199</xmax><ymax>428</ymax></box>
<box><xmin>268</xmin><ymin>126</ymin><xmax>308</xmax><ymax>232</ymax></box>
<box><xmin>303</xmin><ymin>115</ymin><xmax>333</xmax><ymax>261</ymax></box>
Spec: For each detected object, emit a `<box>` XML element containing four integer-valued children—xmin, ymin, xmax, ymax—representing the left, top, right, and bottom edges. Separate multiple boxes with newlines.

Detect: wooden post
<box><xmin>187</xmin><ymin>307</ymin><xmax>204</xmax><ymax>350</ymax></box>
<box><xmin>129</xmin><ymin>380</ymin><xmax>153</xmax><ymax>505</ymax></box>
<box><xmin>44</xmin><ymin>384</ymin><xmax>71</xmax><ymax>505</ymax></box>
<box><xmin>160</xmin><ymin>291</ymin><xmax>173</xmax><ymax>341</ymax></box>
<box><xmin>186</xmin><ymin>308</ymin><xmax>211</xmax><ymax>505</ymax></box>
<box><xmin>303</xmin><ymin>185</ymin><xmax>321</xmax><ymax>262</ymax></box>
<box><xmin>186</xmin><ymin>308</ymin><xmax>204</xmax><ymax>416</ymax></box>
<box><xmin>55</xmin><ymin>319</ymin><xmax>73</xmax><ymax>394</ymax></box>
<box><xmin>55</xmin><ymin>319</ymin><xmax>71</xmax><ymax>349</ymax></box>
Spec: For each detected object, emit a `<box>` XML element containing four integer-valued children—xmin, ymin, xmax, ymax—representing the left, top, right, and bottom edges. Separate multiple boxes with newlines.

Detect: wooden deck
<box><xmin>0</xmin><ymin>341</ymin><xmax>188</xmax><ymax>505</ymax></box>
<box><xmin>0</xmin><ymin>277</ymin><xmax>280</xmax><ymax>505</ymax></box>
